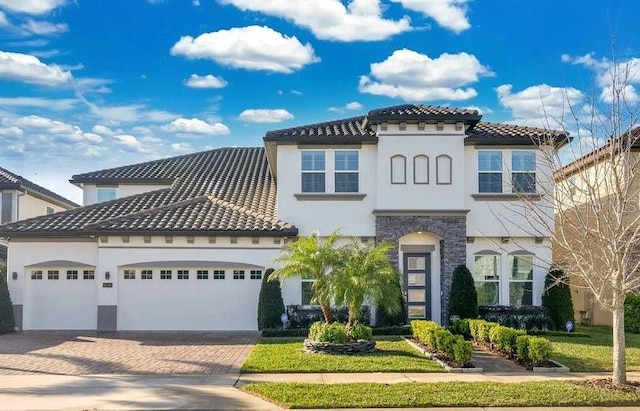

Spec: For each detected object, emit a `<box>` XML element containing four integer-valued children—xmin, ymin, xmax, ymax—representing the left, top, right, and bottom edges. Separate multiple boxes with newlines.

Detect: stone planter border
<box><xmin>533</xmin><ymin>359</ymin><xmax>570</xmax><ymax>373</ymax></box>
<box><xmin>303</xmin><ymin>339</ymin><xmax>376</xmax><ymax>355</ymax></box>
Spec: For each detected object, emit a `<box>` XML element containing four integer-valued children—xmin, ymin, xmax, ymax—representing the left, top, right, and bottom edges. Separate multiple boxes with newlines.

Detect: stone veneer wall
<box><xmin>375</xmin><ymin>215</ymin><xmax>467</xmax><ymax>324</ymax></box>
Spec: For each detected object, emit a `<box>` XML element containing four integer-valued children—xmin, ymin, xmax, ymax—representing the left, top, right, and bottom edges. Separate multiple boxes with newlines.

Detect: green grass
<box><xmin>548</xmin><ymin>326</ymin><xmax>640</xmax><ymax>372</ymax></box>
<box><xmin>241</xmin><ymin>337</ymin><xmax>442</xmax><ymax>373</ymax></box>
<box><xmin>242</xmin><ymin>381</ymin><xmax>640</xmax><ymax>409</ymax></box>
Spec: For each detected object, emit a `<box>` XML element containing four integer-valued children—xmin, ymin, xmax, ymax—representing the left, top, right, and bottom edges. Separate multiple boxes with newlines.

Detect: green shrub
<box><xmin>541</xmin><ymin>269</ymin><xmax>575</xmax><ymax>331</ymax></box>
<box><xmin>516</xmin><ymin>335</ymin><xmax>529</xmax><ymax>360</ymax></box>
<box><xmin>348</xmin><ymin>323</ymin><xmax>373</xmax><ymax>341</ymax></box>
<box><xmin>527</xmin><ymin>336</ymin><xmax>552</xmax><ymax>365</ymax></box>
<box><xmin>625</xmin><ymin>293</ymin><xmax>640</xmax><ymax>333</ymax></box>
<box><xmin>372</xmin><ymin>325</ymin><xmax>412</xmax><ymax>336</ymax></box>
<box><xmin>0</xmin><ymin>263</ymin><xmax>15</xmax><ymax>335</ymax></box>
<box><xmin>308</xmin><ymin>321</ymin><xmax>348</xmax><ymax>343</ymax></box>
<box><xmin>490</xmin><ymin>326</ymin><xmax>525</xmax><ymax>354</ymax></box>
<box><xmin>434</xmin><ymin>328</ymin><xmax>456</xmax><ymax>354</ymax></box>
<box><xmin>469</xmin><ymin>320</ymin><xmax>500</xmax><ymax>343</ymax></box>
<box><xmin>257</xmin><ymin>268</ymin><xmax>285</xmax><ymax>331</ymax></box>
<box><xmin>411</xmin><ymin>320</ymin><xmax>439</xmax><ymax>348</ymax></box>
<box><xmin>262</xmin><ymin>328</ymin><xmax>309</xmax><ymax>337</ymax></box>
<box><xmin>449</xmin><ymin>319</ymin><xmax>471</xmax><ymax>339</ymax></box>
<box><xmin>376</xmin><ymin>271</ymin><xmax>407</xmax><ymax>326</ymax></box>
<box><xmin>448</xmin><ymin>265</ymin><xmax>478</xmax><ymax>320</ymax></box>
<box><xmin>452</xmin><ymin>336</ymin><xmax>473</xmax><ymax>367</ymax></box>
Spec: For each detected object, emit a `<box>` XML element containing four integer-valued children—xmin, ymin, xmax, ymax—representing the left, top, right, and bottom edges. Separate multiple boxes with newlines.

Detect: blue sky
<box><xmin>1</xmin><ymin>0</ymin><xmax>639</xmax><ymax>203</ymax></box>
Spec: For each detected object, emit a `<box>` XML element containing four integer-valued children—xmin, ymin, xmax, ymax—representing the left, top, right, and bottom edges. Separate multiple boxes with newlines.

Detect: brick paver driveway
<box><xmin>0</xmin><ymin>331</ymin><xmax>259</xmax><ymax>375</ymax></box>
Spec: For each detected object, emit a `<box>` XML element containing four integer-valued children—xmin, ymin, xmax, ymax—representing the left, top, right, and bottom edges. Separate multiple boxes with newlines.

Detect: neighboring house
<box><xmin>0</xmin><ymin>166</ymin><xmax>79</xmax><ymax>262</ymax></box>
<box><xmin>0</xmin><ymin>104</ymin><xmax>567</xmax><ymax>331</ymax></box>
<box><xmin>554</xmin><ymin>129</ymin><xmax>640</xmax><ymax>326</ymax></box>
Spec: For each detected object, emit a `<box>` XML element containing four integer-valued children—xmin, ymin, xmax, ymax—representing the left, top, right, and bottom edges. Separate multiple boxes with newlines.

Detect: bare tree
<box><xmin>511</xmin><ymin>55</ymin><xmax>640</xmax><ymax>385</ymax></box>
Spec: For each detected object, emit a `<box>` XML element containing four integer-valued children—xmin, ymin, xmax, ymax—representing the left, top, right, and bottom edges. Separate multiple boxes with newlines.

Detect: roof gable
<box><xmin>0</xmin><ymin>166</ymin><xmax>78</xmax><ymax>209</ymax></box>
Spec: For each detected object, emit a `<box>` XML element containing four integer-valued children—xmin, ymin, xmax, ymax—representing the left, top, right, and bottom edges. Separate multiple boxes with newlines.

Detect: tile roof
<box><xmin>265</xmin><ymin>115</ymin><xmax>375</xmax><ymax>141</ymax></box>
<box><xmin>0</xmin><ymin>166</ymin><xmax>78</xmax><ymax>209</ymax></box>
<box><xmin>367</xmin><ymin>104</ymin><xmax>481</xmax><ymax>123</ymax></box>
<box><xmin>0</xmin><ymin>147</ymin><xmax>297</xmax><ymax>237</ymax></box>
<box><xmin>465</xmin><ymin>122</ymin><xmax>570</xmax><ymax>146</ymax></box>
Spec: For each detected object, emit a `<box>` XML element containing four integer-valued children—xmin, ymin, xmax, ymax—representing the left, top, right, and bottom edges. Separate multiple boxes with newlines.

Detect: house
<box><xmin>554</xmin><ymin>128</ymin><xmax>640</xmax><ymax>326</ymax></box>
<box><xmin>0</xmin><ymin>166</ymin><xmax>79</xmax><ymax>262</ymax></box>
<box><xmin>0</xmin><ymin>104</ymin><xmax>567</xmax><ymax>331</ymax></box>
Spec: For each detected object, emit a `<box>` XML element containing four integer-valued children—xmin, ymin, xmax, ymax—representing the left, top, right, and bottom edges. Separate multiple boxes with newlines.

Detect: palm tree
<box><xmin>269</xmin><ymin>231</ymin><xmax>340</xmax><ymax>323</ymax></box>
<box><xmin>332</xmin><ymin>239</ymin><xmax>402</xmax><ymax>328</ymax></box>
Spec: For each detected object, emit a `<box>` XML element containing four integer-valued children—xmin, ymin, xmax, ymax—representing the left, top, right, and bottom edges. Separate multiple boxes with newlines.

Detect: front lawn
<box><xmin>241</xmin><ymin>337</ymin><xmax>442</xmax><ymax>373</ymax></box>
<box><xmin>549</xmin><ymin>326</ymin><xmax>640</xmax><ymax>372</ymax></box>
<box><xmin>242</xmin><ymin>381</ymin><xmax>640</xmax><ymax>409</ymax></box>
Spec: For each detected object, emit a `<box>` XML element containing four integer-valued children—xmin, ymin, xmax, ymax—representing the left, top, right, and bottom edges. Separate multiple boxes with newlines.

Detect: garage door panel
<box><xmin>26</xmin><ymin>279</ymin><xmax>97</xmax><ymax>330</ymax></box>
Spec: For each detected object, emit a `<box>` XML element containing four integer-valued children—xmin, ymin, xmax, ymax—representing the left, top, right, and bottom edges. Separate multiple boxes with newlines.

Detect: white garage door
<box><xmin>117</xmin><ymin>262</ymin><xmax>264</xmax><ymax>330</ymax></box>
<box><xmin>24</xmin><ymin>265</ymin><xmax>97</xmax><ymax>330</ymax></box>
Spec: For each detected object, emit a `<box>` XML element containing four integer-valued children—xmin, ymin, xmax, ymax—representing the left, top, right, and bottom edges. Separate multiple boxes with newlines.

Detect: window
<box><xmin>436</xmin><ymin>155</ymin><xmax>452</xmax><ymax>184</ymax></box>
<box><xmin>160</xmin><ymin>269</ymin><xmax>172</xmax><ymax>280</ymax></box>
<box><xmin>301</xmin><ymin>151</ymin><xmax>325</xmax><ymax>193</ymax></box>
<box><xmin>177</xmin><ymin>269</ymin><xmax>189</xmax><ymax>280</ymax></box>
<box><xmin>124</xmin><ymin>269</ymin><xmax>135</xmax><ymax>279</ymax></box>
<box><xmin>83</xmin><ymin>270</ymin><xmax>95</xmax><ymax>280</ymax></box>
<box><xmin>47</xmin><ymin>270</ymin><xmax>59</xmax><ymax>280</ymax></box>
<box><xmin>301</xmin><ymin>274</ymin><xmax>314</xmax><ymax>305</ymax></box>
<box><xmin>97</xmin><ymin>187</ymin><xmax>116</xmax><ymax>203</ymax></box>
<box><xmin>478</xmin><ymin>151</ymin><xmax>502</xmax><ymax>193</ymax></box>
<box><xmin>413</xmin><ymin>155</ymin><xmax>429</xmax><ymax>184</ymax></box>
<box><xmin>46</xmin><ymin>206</ymin><xmax>55</xmax><ymax>214</ymax></box>
<box><xmin>1</xmin><ymin>192</ymin><xmax>13</xmax><ymax>224</ymax></box>
<box><xmin>473</xmin><ymin>254</ymin><xmax>500</xmax><ymax>305</ymax></box>
<box><xmin>197</xmin><ymin>270</ymin><xmax>209</xmax><ymax>280</ymax></box>
<box><xmin>390</xmin><ymin>155</ymin><xmax>406</xmax><ymax>184</ymax></box>
<box><xmin>509</xmin><ymin>254</ymin><xmax>534</xmax><ymax>306</ymax></box>
<box><xmin>213</xmin><ymin>270</ymin><xmax>225</xmax><ymax>279</ymax></box>
<box><xmin>334</xmin><ymin>151</ymin><xmax>359</xmax><ymax>192</ymax></box>
<box><xmin>141</xmin><ymin>269</ymin><xmax>152</xmax><ymax>280</ymax></box>
<box><xmin>66</xmin><ymin>270</ymin><xmax>78</xmax><ymax>280</ymax></box>
<box><xmin>512</xmin><ymin>151</ymin><xmax>536</xmax><ymax>193</ymax></box>
<box><xmin>233</xmin><ymin>270</ymin><xmax>245</xmax><ymax>280</ymax></box>
<box><xmin>250</xmin><ymin>270</ymin><xmax>262</xmax><ymax>280</ymax></box>
<box><xmin>31</xmin><ymin>270</ymin><xmax>43</xmax><ymax>280</ymax></box>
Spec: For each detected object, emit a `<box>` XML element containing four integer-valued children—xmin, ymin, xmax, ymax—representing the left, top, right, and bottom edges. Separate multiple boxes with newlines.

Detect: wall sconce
<box><xmin>12</xmin><ymin>272</ymin><xmax>17</xmax><ymax>280</ymax></box>
<box><xmin>500</xmin><ymin>237</ymin><xmax>510</xmax><ymax>244</ymax></box>
<box><xmin>104</xmin><ymin>271</ymin><xmax>110</xmax><ymax>280</ymax></box>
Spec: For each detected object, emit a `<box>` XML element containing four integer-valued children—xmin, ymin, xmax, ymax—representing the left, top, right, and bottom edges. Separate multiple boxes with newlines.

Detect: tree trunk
<box><xmin>347</xmin><ymin>309</ymin><xmax>356</xmax><ymax>328</ymax></box>
<box><xmin>320</xmin><ymin>304</ymin><xmax>332</xmax><ymax>323</ymax></box>
<box><xmin>612</xmin><ymin>304</ymin><xmax>627</xmax><ymax>385</ymax></box>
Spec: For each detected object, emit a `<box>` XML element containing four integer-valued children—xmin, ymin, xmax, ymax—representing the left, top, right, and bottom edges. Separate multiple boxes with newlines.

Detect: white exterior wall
<box><xmin>376</xmin><ymin>124</ymin><xmax>466</xmax><ymax>211</ymax></box>
<box><xmin>18</xmin><ymin>193</ymin><xmax>69</xmax><ymax>220</ymax></box>
<box><xmin>82</xmin><ymin>183</ymin><xmax>172</xmax><ymax>205</ymax></box>
<box><xmin>466</xmin><ymin>237</ymin><xmax>551</xmax><ymax>306</ymax></box>
<box><xmin>465</xmin><ymin>146</ymin><xmax>555</xmax><ymax>237</ymax></box>
<box><xmin>276</xmin><ymin>144</ymin><xmax>377</xmax><ymax>236</ymax></box>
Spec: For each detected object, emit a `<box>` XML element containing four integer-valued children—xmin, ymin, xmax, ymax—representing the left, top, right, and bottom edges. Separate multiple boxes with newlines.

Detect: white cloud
<box><xmin>20</xmin><ymin>19</ymin><xmax>68</xmax><ymax>35</ymax></box>
<box><xmin>290</xmin><ymin>89</ymin><xmax>303</xmax><ymax>96</ymax></box>
<box><xmin>329</xmin><ymin>101</ymin><xmax>363</xmax><ymax>112</ymax></box>
<box><xmin>496</xmin><ymin>83</ymin><xmax>585</xmax><ymax>127</ymax></box>
<box><xmin>1</xmin><ymin>115</ymin><xmax>103</xmax><ymax>144</ymax></box>
<box><xmin>161</xmin><ymin>117</ymin><xmax>230</xmax><ymax>135</ymax></box>
<box><xmin>171</xmin><ymin>142</ymin><xmax>194</xmax><ymax>153</ymax></box>
<box><xmin>0</xmin><ymin>0</ymin><xmax>67</xmax><ymax>15</ymax></box>
<box><xmin>358</xmin><ymin>49</ymin><xmax>492</xmax><ymax>101</ymax></box>
<box><xmin>390</xmin><ymin>0</ymin><xmax>470</xmax><ymax>33</ymax></box>
<box><xmin>0</xmin><ymin>51</ymin><xmax>72</xmax><ymax>86</ymax></box>
<box><xmin>220</xmin><ymin>0</ymin><xmax>411</xmax><ymax>42</ymax></box>
<box><xmin>600</xmin><ymin>84</ymin><xmax>640</xmax><ymax>105</ymax></box>
<box><xmin>92</xmin><ymin>124</ymin><xmax>119</xmax><ymax>135</ymax></box>
<box><xmin>184</xmin><ymin>74</ymin><xmax>227</xmax><ymax>89</ymax></box>
<box><xmin>0</xmin><ymin>10</ymin><xmax>8</xmax><ymax>26</ymax></box>
<box><xmin>4</xmin><ymin>115</ymin><xmax>75</xmax><ymax>134</ymax></box>
<box><xmin>239</xmin><ymin>108</ymin><xmax>294</xmax><ymax>123</ymax></box>
<box><xmin>0</xmin><ymin>97</ymin><xmax>77</xmax><ymax>110</ymax></box>
<box><xmin>171</xmin><ymin>25</ymin><xmax>319</xmax><ymax>73</ymax></box>
<box><xmin>83</xmin><ymin>101</ymin><xmax>178</xmax><ymax>125</ymax></box>
<box><xmin>113</xmin><ymin>134</ymin><xmax>149</xmax><ymax>153</ymax></box>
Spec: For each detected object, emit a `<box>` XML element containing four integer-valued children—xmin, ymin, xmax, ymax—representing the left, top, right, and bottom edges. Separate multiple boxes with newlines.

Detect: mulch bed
<box><xmin>575</xmin><ymin>378</ymin><xmax>640</xmax><ymax>392</ymax></box>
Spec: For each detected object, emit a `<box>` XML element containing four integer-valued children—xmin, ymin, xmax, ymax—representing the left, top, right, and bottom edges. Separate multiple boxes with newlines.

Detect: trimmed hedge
<box><xmin>489</xmin><ymin>325</ymin><xmax>526</xmax><ymax>356</ymax></box>
<box><xmin>625</xmin><ymin>293</ymin><xmax>640</xmax><ymax>333</ymax></box>
<box><xmin>308</xmin><ymin>321</ymin><xmax>373</xmax><ymax>343</ymax></box>
<box><xmin>479</xmin><ymin>305</ymin><xmax>553</xmax><ymax>331</ymax></box>
<box><xmin>516</xmin><ymin>335</ymin><xmax>552</xmax><ymax>365</ymax></box>
<box><xmin>257</xmin><ymin>268</ymin><xmax>285</xmax><ymax>330</ymax></box>
<box><xmin>372</xmin><ymin>325</ymin><xmax>412</xmax><ymax>336</ymax></box>
<box><xmin>261</xmin><ymin>325</ymin><xmax>412</xmax><ymax>338</ymax></box>
<box><xmin>541</xmin><ymin>269</ymin><xmax>575</xmax><ymax>331</ymax></box>
<box><xmin>448</xmin><ymin>265</ymin><xmax>478</xmax><ymax>320</ymax></box>
<box><xmin>411</xmin><ymin>320</ymin><xmax>472</xmax><ymax>367</ymax></box>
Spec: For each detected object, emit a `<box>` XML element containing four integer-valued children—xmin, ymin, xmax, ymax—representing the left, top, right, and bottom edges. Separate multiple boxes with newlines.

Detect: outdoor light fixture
<box><xmin>104</xmin><ymin>271</ymin><xmax>110</xmax><ymax>280</ymax></box>
<box><xmin>12</xmin><ymin>272</ymin><xmax>17</xmax><ymax>280</ymax></box>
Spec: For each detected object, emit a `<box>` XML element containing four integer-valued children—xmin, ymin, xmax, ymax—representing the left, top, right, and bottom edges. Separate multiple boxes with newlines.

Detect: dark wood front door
<box><xmin>404</xmin><ymin>253</ymin><xmax>431</xmax><ymax>320</ymax></box>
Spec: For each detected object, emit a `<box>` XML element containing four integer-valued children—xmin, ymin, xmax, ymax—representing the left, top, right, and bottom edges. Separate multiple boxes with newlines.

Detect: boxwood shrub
<box><xmin>411</xmin><ymin>320</ymin><xmax>472</xmax><ymax>367</ymax></box>
<box><xmin>625</xmin><ymin>293</ymin><xmax>640</xmax><ymax>333</ymax></box>
<box><xmin>515</xmin><ymin>335</ymin><xmax>552</xmax><ymax>365</ymax></box>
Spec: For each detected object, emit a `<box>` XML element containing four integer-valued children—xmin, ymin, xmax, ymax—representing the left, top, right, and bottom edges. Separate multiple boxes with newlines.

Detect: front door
<box><xmin>404</xmin><ymin>253</ymin><xmax>431</xmax><ymax>320</ymax></box>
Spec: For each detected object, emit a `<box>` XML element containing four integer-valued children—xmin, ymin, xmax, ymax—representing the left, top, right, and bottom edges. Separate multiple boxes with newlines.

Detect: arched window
<box><xmin>436</xmin><ymin>155</ymin><xmax>452</xmax><ymax>185</ymax></box>
<box><xmin>390</xmin><ymin>155</ymin><xmax>406</xmax><ymax>184</ymax></box>
<box><xmin>413</xmin><ymin>155</ymin><xmax>429</xmax><ymax>184</ymax></box>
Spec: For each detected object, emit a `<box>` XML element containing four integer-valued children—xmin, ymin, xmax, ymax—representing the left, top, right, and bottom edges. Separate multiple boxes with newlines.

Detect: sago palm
<box><xmin>269</xmin><ymin>230</ymin><xmax>340</xmax><ymax>323</ymax></box>
<box><xmin>332</xmin><ymin>239</ymin><xmax>402</xmax><ymax>328</ymax></box>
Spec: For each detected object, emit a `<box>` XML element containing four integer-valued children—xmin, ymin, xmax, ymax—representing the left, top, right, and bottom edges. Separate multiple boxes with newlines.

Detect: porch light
<box><xmin>501</xmin><ymin>237</ymin><xmax>510</xmax><ymax>244</ymax></box>
<box><xmin>12</xmin><ymin>271</ymin><xmax>17</xmax><ymax>280</ymax></box>
<box><xmin>104</xmin><ymin>271</ymin><xmax>110</xmax><ymax>280</ymax></box>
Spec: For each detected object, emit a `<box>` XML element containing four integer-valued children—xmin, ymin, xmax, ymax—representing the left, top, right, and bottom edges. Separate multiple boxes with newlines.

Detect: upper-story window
<box><xmin>301</xmin><ymin>151</ymin><xmax>325</xmax><ymax>193</ymax></box>
<box><xmin>334</xmin><ymin>151</ymin><xmax>359</xmax><ymax>192</ymax></box>
<box><xmin>97</xmin><ymin>187</ymin><xmax>116</xmax><ymax>203</ymax></box>
<box><xmin>390</xmin><ymin>155</ymin><xmax>406</xmax><ymax>184</ymax></box>
<box><xmin>1</xmin><ymin>192</ymin><xmax>13</xmax><ymax>224</ymax></box>
<box><xmin>478</xmin><ymin>151</ymin><xmax>502</xmax><ymax>193</ymax></box>
<box><xmin>511</xmin><ymin>151</ymin><xmax>536</xmax><ymax>193</ymax></box>
<box><xmin>436</xmin><ymin>155</ymin><xmax>452</xmax><ymax>185</ymax></box>
<box><xmin>413</xmin><ymin>155</ymin><xmax>429</xmax><ymax>184</ymax></box>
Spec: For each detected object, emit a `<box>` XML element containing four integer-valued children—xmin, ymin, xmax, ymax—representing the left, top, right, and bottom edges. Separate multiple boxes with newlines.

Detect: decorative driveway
<box><xmin>0</xmin><ymin>331</ymin><xmax>259</xmax><ymax>375</ymax></box>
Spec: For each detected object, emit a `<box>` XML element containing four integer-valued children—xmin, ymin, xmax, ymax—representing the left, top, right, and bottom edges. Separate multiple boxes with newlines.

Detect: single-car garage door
<box><xmin>24</xmin><ymin>261</ymin><xmax>97</xmax><ymax>330</ymax></box>
<box><xmin>117</xmin><ymin>261</ymin><xmax>264</xmax><ymax>330</ymax></box>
